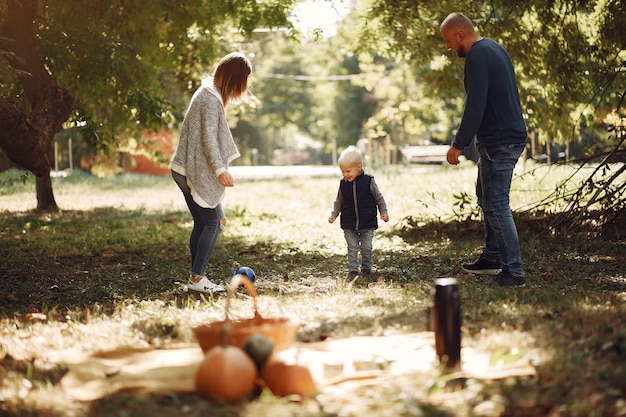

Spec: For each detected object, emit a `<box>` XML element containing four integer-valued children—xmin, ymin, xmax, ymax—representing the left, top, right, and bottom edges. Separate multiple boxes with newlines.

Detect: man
<box><xmin>440</xmin><ymin>12</ymin><xmax>527</xmax><ymax>287</ymax></box>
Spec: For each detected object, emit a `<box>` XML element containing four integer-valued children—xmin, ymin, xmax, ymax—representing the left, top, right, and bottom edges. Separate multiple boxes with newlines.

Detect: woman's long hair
<box><xmin>212</xmin><ymin>52</ymin><xmax>252</xmax><ymax>107</ymax></box>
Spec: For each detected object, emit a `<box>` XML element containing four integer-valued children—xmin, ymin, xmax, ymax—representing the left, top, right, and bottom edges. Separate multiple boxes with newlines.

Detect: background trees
<box><xmin>0</xmin><ymin>0</ymin><xmax>296</xmax><ymax>210</ymax></box>
<box><xmin>356</xmin><ymin>0</ymin><xmax>625</xmax><ymax>160</ymax></box>
<box><xmin>1</xmin><ymin>0</ymin><xmax>624</xmax><ymax>218</ymax></box>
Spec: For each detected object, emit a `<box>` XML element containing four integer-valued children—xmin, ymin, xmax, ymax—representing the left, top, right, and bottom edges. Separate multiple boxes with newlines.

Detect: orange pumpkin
<box><xmin>260</xmin><ymin>356</ymin><xmax>316</xmax><ymax>398</ymax></box>
<box><xmin>195</xmin><ymin>344</ymin><xmax>257</xmax><ymax>404</ymax></box>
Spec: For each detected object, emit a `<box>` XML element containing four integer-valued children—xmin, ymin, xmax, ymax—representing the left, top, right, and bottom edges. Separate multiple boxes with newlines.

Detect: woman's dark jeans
<box><xmin>172</xmin><ymin>171</ymin><xmax>223</xmax><ymax>276</ymax></box>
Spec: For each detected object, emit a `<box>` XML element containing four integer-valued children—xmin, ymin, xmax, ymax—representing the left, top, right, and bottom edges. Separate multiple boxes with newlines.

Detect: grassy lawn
<box><xmin>0</xmin><ymin>163</ymin><xmax>625</xmax><ymax>417</ymax></box>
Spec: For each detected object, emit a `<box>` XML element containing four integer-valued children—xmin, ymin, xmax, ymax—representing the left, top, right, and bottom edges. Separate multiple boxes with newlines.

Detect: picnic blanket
<box><xmin>59</xmin><ymin>332</ymin><xmax>536</xmax><ymax>401</ymax></box>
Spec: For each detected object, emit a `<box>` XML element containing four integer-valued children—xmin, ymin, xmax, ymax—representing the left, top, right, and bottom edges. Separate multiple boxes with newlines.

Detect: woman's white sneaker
<box><xmin>187</xmin><ymin>277</ymin><xmax>225</xmax><ymax>293</ymax></box>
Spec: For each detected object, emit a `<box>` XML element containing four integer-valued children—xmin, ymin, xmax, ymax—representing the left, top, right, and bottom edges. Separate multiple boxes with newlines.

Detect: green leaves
<box><xmin>360</xmin><ymin>0</ymin><xmax>625</xmax><ymax>145</ymax></box>
<box><xmin>1</xmin><ymin>0</ymin><xmax>297</xmax><ymax>152</ymax></box>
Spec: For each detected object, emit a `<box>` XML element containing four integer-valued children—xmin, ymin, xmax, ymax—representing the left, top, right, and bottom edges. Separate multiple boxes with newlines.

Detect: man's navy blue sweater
<box><xmin>452</xmin><ymin>38</ymin><xmax>527</xmax><ymax>150</ymax></box>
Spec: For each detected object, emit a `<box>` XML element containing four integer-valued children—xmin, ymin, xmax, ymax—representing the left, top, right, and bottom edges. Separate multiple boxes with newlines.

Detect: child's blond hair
<box><xmin>338</xmin><ymin>145</ymin><xmax>363</xmax><ymax>166</ymax></box>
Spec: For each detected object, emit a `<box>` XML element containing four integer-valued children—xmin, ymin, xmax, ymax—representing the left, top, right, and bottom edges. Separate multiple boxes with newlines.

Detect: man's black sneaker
<box><xmin>494</xmin><ymin>272</ymin><xmax>525</xmax><ymax>287</ymax></box>
<box><xmin>461</xmin><ymin>257</ymin><xmax>501</xmax><ymax>275</ymax></box>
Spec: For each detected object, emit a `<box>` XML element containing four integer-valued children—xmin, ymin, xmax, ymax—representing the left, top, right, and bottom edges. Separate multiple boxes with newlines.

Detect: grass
<box><xmin>0</xmin><ymin>162</ymin><xmax>625</xmax><ymax>417</ymax></box>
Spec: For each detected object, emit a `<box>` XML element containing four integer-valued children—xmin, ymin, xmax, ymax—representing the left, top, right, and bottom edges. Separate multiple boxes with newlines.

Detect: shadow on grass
<box><xmin>1</xmin><ymin>207</ymin><xmax>624</xmax><ymax>316</ymax></box>
<box><xmin>1</xmin><ymin>208</ymin><xmax>625</xmax><ymax>416</ymax></box>
<box><xmin>0</xmin><ymin>208</ymin><xmax>350</xmax><ymax>317</ymax></box>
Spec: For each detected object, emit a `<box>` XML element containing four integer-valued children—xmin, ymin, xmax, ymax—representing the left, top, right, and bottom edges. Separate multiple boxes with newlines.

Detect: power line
<box><xmin>261</xmin><ymin>72</ymin><xmax>372</xmax><ymax>81</ymax></box>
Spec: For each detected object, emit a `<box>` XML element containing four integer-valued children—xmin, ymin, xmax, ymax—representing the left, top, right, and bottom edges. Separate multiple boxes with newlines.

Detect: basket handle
<box><xmin>224</xmin><ymin>273</ymin><xmax>260</xmax><ymax>322</ymax></box>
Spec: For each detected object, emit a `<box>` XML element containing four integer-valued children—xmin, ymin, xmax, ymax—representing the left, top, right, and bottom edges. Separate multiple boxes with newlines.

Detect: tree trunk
<box><xmin>36</xmin><ymin>171</ymin><xmax>58</xmax><ymax>212</ymax></box>
<box><xmin>0</xmin><ymin>0</ymin><xmax>74</xmax><ymax>212</ymax></box>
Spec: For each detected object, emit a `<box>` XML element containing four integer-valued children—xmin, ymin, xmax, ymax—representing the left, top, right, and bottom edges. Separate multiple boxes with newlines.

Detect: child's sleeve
<box><xmin>370</xmin><ymin>178</ymin><xmax>388</xmax><ymax>216</ymax></box>
<box><xmin>331</xmin><ymin>187</ymin><xmax>342</xmax><ymax>218</ymax></box>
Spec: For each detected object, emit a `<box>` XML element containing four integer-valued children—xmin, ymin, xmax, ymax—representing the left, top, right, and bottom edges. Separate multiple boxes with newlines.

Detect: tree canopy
<box><xmin>355</xmin><ymin>0</ymin><xmax>625</xmax><ymax>146</ymax></box>
<box><xmin>0</xmin><ymin>0</ymin><xmax>296</xmax><ymax>210</ymax></box>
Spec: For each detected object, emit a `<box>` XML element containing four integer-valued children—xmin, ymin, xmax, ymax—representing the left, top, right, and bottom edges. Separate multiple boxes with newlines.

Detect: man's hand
<box><xmin>446</xmin><ymin>146</ymin><xmax>463</xmax><ymax>165</ymax></box>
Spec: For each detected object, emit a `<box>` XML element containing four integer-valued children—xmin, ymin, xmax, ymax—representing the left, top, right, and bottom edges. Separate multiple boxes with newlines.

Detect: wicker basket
<box><xmin>193</xmin><ymin>274</ymin><xmax>297</xmax><ymax>353</ymax></box>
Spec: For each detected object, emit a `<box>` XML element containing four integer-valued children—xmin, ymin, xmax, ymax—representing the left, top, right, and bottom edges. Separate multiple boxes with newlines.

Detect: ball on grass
<box><xmin>234</xmin><ymin>266</ymin><xmax>256</xmax><ymax>283</ymax></box>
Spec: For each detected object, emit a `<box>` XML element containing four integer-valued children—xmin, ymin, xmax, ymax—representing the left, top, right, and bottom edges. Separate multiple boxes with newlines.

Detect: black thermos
<box><xmin>434</xmin><ymin>277</ymin><xmax>461</xmax><ymax>370</ymax></box>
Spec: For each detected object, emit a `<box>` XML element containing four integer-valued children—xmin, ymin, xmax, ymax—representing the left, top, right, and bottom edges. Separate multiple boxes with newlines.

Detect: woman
<box><xmin>170</xmin><ymin>52</ymin><xmax>252</xmax><ymax>293</ymax></box>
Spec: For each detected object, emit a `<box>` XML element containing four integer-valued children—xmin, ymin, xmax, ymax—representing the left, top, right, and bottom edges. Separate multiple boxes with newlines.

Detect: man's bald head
<box><xmin>440</xmin><ymin>13</ymin><xmax>480</xmax><ymax>58</ymax></box>
<box><xmin>441</xmin><ymin>13</ymin><xmax>476</xmax><ymax>34</ymax></box>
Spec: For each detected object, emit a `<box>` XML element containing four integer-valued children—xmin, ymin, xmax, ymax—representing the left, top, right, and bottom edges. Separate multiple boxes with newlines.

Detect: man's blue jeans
<box><xmin>476</xmin><ymin>143</ymin><xmax>525</xmax><ymax>277</ymax></box>
<box><xmin>172</xmin><ymin>171</ymin><xmax>223</xmax><ymax>277</ymax></box>
<box><xmin>344</xmin><ymin>228</ymin><xmax>374</xmax><ymax>272</ymax></box>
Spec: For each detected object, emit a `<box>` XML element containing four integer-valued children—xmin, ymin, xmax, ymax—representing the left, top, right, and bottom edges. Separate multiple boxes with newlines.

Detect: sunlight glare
<box><xmin>291</xmin><ymin>0</ymin><xmax>350</xmax><ymax>38</ymax></box>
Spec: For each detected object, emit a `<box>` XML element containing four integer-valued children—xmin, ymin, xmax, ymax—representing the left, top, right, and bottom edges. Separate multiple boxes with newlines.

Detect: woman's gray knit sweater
<box><xmin>170</xmin><ymin>84</ymin><xmax>240</xmax><ymax>208</ymax></box>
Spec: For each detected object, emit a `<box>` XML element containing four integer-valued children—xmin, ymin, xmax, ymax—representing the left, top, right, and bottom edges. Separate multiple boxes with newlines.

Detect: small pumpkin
<box><xmin>260</xmin><ymin>356</ymin><xmax>316</xmax><ymax>398</ymax></box>
<box><xmin>195</xmin><ymin>344</ymin><xmax>257</xmax><ymax>404</ymax></box>
<box><xmin>243</xmin><ymin>334</ymin><xmax>274</xmax><ymax>369</ymax></box>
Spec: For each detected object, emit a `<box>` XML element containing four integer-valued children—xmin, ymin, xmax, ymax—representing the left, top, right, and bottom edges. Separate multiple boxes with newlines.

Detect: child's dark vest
<box><xmin>339</xmin><ymin>172</ymin><xmax>378</xmax><ymax>230</ymax></box>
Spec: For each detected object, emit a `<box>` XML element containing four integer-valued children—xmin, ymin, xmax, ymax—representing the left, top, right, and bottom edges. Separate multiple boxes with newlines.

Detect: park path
<box><xmin>0</xmin><ymin>165</ymin><xmax>437</xmax><ymax>212</ymax></box>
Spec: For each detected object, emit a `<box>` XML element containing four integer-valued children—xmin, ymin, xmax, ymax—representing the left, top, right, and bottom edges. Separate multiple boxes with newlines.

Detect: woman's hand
<box><xmin>218</xmin><ymin>172</ymin><xmax>234</xmax><ymax>187</ymax></box>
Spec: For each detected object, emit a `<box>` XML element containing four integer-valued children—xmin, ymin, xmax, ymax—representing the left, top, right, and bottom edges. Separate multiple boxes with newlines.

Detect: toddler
<box><xmin>328</xmin><ymin>146</ymin><xmax>389</xmax><ymax>281</ymax></box>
